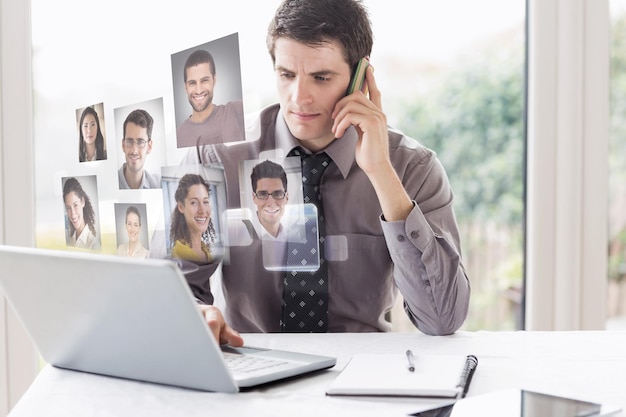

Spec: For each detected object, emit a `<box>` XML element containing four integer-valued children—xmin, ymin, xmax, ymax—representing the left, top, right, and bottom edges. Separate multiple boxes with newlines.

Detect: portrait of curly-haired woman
<box><xmin>169</xmin><ymin>173</ymin><xmax>217</xmax><ymax>263</ymax></box>
<box><xmin>62</xmin><ymin>176</ymin><xmax>101</xmax><ymax>250</ymax></box>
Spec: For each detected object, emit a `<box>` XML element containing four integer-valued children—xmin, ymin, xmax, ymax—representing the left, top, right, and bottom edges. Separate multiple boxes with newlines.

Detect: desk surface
<box><xmin>8</xmin><ymin>331</ymin><xmax>626</xmax><ymax>416</ymax></box>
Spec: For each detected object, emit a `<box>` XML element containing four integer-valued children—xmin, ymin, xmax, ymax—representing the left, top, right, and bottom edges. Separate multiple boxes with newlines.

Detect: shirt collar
<box><xmin>122</xmin><ymin>163</ymin><xmax>150</xmax><ymax>189</ymax></box>
<box><xmin>274</xmin><ymin>108</ymin><xmax>357</xmax><ymax>179</ymax></box>
<box><xmin>75</xmin><ymin>227</ymin><xmax>91</xmax><ymax>245</ymax></box>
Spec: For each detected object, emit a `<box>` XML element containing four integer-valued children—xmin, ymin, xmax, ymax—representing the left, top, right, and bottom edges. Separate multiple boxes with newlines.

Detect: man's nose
<box><xmin>292</xmin><ymin>78</ymin><xmax>313</xmax><ymax>105</ymax></box>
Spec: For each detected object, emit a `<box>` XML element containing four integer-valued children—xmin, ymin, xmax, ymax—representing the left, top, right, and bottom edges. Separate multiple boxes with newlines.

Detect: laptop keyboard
<box><xmin>223</xmin><ymin>352</ymin><xmax>290</xmax><ymax>374</ymax></box>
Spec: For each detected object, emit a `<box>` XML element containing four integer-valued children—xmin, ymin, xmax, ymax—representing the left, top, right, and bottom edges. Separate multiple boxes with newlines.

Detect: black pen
<box><xmin>406</xmin><ymin>349</ymin><xmax>415</xmax><ymax>372</ymax></box>
<box><xmin>456</xmin><ymin>355</ymin><xmax>478</xmax><ymax>399</ymax></box>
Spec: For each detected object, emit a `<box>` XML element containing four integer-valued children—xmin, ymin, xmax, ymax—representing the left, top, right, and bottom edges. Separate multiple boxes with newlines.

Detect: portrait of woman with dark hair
<box><xmin>62</xmin><ymin>177</ymin><xmax>101</xmax><ymax>250</ymax></box>
<box><xmin>78</xmin><ymin>105</ymin><xmax>107</xmax><ymax>162</ymax></box>
<box><xmin>170</xmin><ymin>173</ymin><xmax>216</xmax><ymax>263</ymax></box>
<box><xmin>117</xmin><ymin>205</ymin><xmax>150</xmax><ymax>258</ymax></box>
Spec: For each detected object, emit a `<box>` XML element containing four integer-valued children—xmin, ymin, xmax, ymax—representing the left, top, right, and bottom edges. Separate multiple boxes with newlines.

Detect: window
<box><xmin>378</xmin><ymin>2</ymin><xmax>527</xmax><ymax>331</ymax></box>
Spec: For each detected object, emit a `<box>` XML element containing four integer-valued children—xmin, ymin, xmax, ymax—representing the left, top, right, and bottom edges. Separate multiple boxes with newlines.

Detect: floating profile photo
<box><xmin>61</xmin><ymin>175</ymin><xmax>101</xmax><ymax>250</ymax></box>
<box><xmin>114</xmin><ymin>203</ymin><xmax>150</xmax><ymax>258</ymax></box>
<box><xmin>239</xmin><ymin>157</ymin><xmax>305</xmax><ymax>242</ymax></box>
<box><xmin>76</xmin><ymin>103</ymin><xmax>108</xmax><ymax>162</ymax></box>
<box><xmin>222</xmin><ymin>156</ymin><xmax>319</xmax><ymax>272</ymax></box>
<box><xmin>171</xmin><ymin>32</ymin><xmax>245</xmax><ymax>148</ymax></box>
<box><xmin>161</xmin><ymin>164</ymin><xmax>227</xmax><ymax>264</ymax></box>
<box><xmin>114</xmin><ymin>98</ymin><xmax>166</xmax><ymax>190</ymax></box>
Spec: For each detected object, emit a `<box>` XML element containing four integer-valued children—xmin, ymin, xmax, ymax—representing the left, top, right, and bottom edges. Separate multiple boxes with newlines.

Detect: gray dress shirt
<box><xmin>187</xmin><ymin>104</ymin><xmax>470</xmax><ymax>336</ymax></box>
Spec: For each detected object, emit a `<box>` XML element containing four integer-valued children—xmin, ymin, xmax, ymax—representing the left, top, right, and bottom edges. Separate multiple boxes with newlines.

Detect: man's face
<box><xmin>273</xmin><ymin>37</ymin><xmax>352</xmax><ymax>152</ymax></box>
<box><xmin>185</xmin><ymin>63</ymin><xmax>215</xmax><ymax>113</ymax></box>
<box><xmin>122</xmin><ymin>122</ymin><xmax>152</xmax><ymax>174</ymax></box>
<box><xmin>253</xmin><ymin>177</ymin><xmax>288</xmax><ymax>231</ymax></box>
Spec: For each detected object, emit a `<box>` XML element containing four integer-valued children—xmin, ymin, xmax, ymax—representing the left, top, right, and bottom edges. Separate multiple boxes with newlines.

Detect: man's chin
<box><xmin>285</xmin><ymin>121</ymin><xmax>334</xmax><ymax>147</ymax></box>
<box><xmin>126</xmin><ymin>163</ymin><xmax>143</xmax><ymax>173</ymax></box>
<box><xmin>190</xmin><ymin>101</ymin><xmax>211</xmax><ymax>114</ymax></box>
<box><xmin>192</xmin><ymin>105</ymin><xmax>208</xmax><ymax>113</ymax></box>
<box><xmin>261</xmin><ymin>218</ymin><xmax>281</xmax><ymax>228</ymax></box>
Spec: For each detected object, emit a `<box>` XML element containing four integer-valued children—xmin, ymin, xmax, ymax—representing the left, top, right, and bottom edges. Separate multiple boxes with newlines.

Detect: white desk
<box><xmin>8</xmin><ymin>331</ymin><xmax>626</xmax><ymax>416</ymax></box>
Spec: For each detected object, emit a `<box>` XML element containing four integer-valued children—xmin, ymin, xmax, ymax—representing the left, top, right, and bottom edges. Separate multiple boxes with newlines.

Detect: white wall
<box><xmin>0</xmin><ymin>0</ymin><xmax>38</xmax><ymax>415</ymax></box>
<box><xmin>0</xmin><ymin>0</ymin><xmax>612</xmax><ymax>414</ymax></box>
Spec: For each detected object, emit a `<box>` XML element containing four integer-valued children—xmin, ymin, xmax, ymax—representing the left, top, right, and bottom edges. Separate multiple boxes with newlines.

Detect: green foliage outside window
<box><xmin>395</xmin><ymin>31</ymin><xmax>525</xmax><ymax>330</ymax></box>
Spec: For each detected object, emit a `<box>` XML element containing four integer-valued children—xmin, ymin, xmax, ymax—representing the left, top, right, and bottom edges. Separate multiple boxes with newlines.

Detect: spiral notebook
<box><xmin>326</xmin><ymin>353</ymin><xmax>477</xmax><ymax>398</ymax></box>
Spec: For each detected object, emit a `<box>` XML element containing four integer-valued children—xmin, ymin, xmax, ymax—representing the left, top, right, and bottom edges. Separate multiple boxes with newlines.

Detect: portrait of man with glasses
<box><xmin>222</xmin><ymin>157</ymin><xmax>318</xmax><ymax>273</ymax></box>
<box><xmin>117</xmin><ymin>108</ymin><xmax>162</xmax><ymax>190</ymax></box>
<box><xmin>250</xmin><ymin>159</ymin><xmax>290</xmax><ymax>240</ymax></box>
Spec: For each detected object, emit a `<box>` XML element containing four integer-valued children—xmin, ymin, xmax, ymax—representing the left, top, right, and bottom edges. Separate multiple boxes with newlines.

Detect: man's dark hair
<box><xmin>266</xmin><ymin>0</ymin><xmax>373</xmax><ymax>70</ymax></box>
<box><xmin>183</xmin><ymin>49</ymin><xmax>216</xmax><ymax>82</ymax></box>
<box><xmin>250</xmin><ymin>160</ymin><xmax>288</xmax><ymax>192</ymax></box>
<box><xmin>123</xmin><ymin>109</ymin><xmax>154</xmax><ymax>140</ymax></box>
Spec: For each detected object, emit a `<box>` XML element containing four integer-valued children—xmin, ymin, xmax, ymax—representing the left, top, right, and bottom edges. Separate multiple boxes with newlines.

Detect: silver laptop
<box><xmin>0</xmin><ymin>245</ymin><xmax>336</xmax><ymax>393</ymax></box>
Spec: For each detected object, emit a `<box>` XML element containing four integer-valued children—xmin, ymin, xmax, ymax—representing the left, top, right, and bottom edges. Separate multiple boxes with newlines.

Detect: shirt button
<box><xmin>396</xmin><ymin>235</ymin><xmax>405</xmax><ymax>242</ymax></box>
<box><xmin>410</xmin><ymin>230</ymin><xmax>419</xmax><ymax>239</ymax></box>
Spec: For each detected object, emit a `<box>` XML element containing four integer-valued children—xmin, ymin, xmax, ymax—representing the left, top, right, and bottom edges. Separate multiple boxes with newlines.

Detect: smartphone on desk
<box><xmin>410</xmin><ymin>389</ymin><xmax>622</xmax><ymax>417</ymax></box>
<box><xmin>346</xmin><ymin>57</ymin><xmax>369</xmax><ymax>96</ymax></box>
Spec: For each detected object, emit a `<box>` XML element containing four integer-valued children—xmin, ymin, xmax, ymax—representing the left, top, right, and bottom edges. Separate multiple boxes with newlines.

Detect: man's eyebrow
<box><xmin>274</xmin><ymin>65</ymin><xmax>293</xmax><ymax>73</ymax></box>
<box><xmin>185</xmin><ymin>76</ymin><xmax>211</xmax><ymax>83</ymax></box>
<box><xmin>275</xmin><ymin>65</ymin><xmax>340</xmax><ymax>77</ymax></box>
<box><xmin>311</xmin><ymin>69</ymin><xmax>340</xmax><ymax>77</ymax></box>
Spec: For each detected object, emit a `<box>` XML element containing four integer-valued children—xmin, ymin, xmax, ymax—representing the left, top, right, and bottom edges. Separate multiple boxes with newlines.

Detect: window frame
<box><xmin>525</xmin><ymin>0</ymin><xmax>609</xmax><ymax>330</ymax></box>
<box><xmin>0</xmin><ymin>0</ymin><xmax>38</xmax><ymax>413</ymax></box>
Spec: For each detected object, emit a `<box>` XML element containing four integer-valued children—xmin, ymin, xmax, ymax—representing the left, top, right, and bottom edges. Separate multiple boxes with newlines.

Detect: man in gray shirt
<box><xmin>118</xmin><ymin>109</ymin><xmax>161</xmax><ymax>189</ymax></box>
<box><xmin>176</xmin><ymin>49</ymin><xmax>245</xmax><ymax>147</ymax></box>
<box><xmin>194</xmin><ymin>0</ymin><xmax>470</xmax><ymax>346</ymax></box>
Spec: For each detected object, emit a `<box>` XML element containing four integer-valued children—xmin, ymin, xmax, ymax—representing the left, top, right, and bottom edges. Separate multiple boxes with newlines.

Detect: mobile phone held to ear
<box><xmin>346</xmin><ymin>57</ymin><xmax>369</xmax><ymax>96</ymax></box>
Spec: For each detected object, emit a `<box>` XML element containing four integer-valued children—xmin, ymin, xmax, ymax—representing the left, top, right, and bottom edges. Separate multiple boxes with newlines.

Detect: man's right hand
<box><xmin>198</xmin><ymin>305</ymin><xmax>244</xmax><ymax>347</ymax></box>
